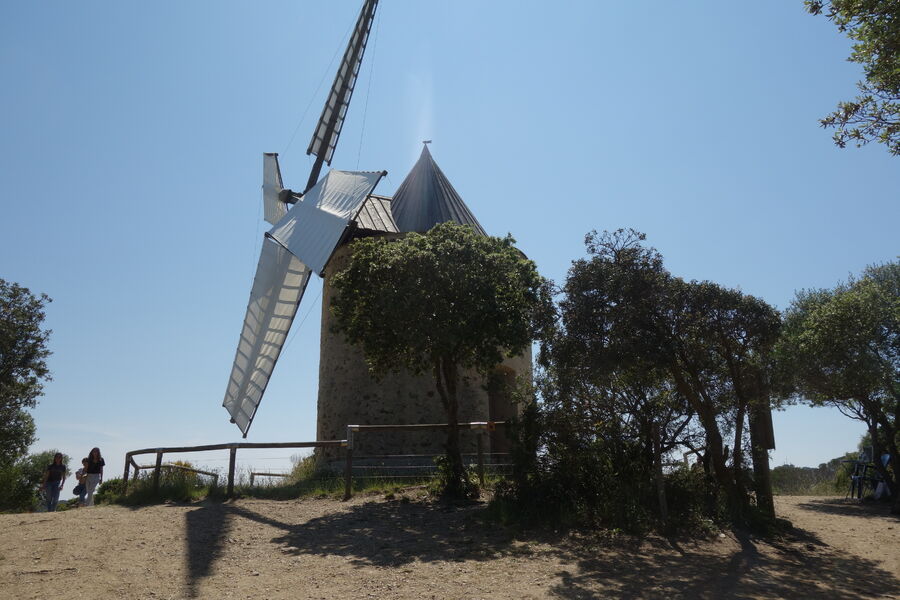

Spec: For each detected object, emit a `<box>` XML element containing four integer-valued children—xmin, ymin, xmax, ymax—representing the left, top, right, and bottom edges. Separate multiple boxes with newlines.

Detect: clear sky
<box><xmin>2</xmin><ymin>1</ymin><xmax>897</xmax><ymax>488</ymax></box>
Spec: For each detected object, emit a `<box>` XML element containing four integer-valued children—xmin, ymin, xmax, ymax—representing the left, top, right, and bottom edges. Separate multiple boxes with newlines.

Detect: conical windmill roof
<box><xmin>390</xmin><ymin>145</ymin><xmax>486</xmax><ymax>235</ymax></box>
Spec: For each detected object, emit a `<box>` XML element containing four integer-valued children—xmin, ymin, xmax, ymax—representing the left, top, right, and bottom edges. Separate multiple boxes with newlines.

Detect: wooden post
<box><xmin>250</xmin><ymin>473</ymin><xmax>255</xmax><ymax>486</ymax></box>
<box><xmin>476</xmin><ymin>434</ymin><xmax>485</xmax><ymax>487</ymax></box>
<box><xmin>152</xmin><ymin>451</ymin><xmax>163</xmax><ymax>493</ymax></box>
<box><xmin>343</xmin><ymin>448</ymin><xmax>354</xmax><ymax>501</ymax></box>
<box><xmin>227</xmin><ymin>447</ymin><xmax>237</xmax><ymax>498</ymax></box>
<box><xmin>123</xmin><ymin>454</ymin><xmax>131</xmax><ymax>493</ymax></box>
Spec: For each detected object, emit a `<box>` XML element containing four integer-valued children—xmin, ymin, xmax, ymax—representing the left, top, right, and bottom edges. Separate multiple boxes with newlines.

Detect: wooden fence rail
<box><xmin>123</xmin><ymin>440</ymin><xmax>347</xmax><ymax>497</ymax></box>
<box><xmin>123</xmin><ymin>421</ymin><xmax>507</xmax><ymax>501</ymax></box>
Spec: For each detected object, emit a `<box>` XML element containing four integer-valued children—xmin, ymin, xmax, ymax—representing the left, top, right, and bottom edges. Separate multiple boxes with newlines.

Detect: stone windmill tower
<box><xmin>222</xmin><ymin>0</ymin><xmax>530</xmax><ymax>458</ymax></box>
<box><xmin>316</xmin><ymin>145</ymin><xmax>530</xmax><ymax>458</ymax></box>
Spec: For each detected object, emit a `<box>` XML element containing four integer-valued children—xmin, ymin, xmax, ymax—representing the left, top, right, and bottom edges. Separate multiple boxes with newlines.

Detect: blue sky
<box><xmin>2</xmin><ymin>1</ymin><xmax>897</xmax><ymax>485</ymax></box>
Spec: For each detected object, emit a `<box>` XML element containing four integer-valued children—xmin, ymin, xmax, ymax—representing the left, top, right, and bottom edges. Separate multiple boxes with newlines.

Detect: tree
<box><xmin>779</xmin><ymin>261</ymin><xmax>899</xmax><ymax>511</ymax></box>
<box><xmin>543</xmin><ymin>229</ymin><xmax>700</xmax><ymax>524</ymax></box>
<box><xmin>806</xmin><ymin>0</ymin><xmax>900</xmax><ymax>155</ymax></box>
<box><xmin>547</xmin><ymin>230</ymin><xmax>781</xmax><ymax>523</ymax></box>
<box><xmin>0</xmin><ymin>279</ymin><xmax>52</xmax><ymax>466</ymax></box>
<box><xmin>330</xmin><ymin>222</ymin><xmax>553</xmax><ymax>497</ymax></box>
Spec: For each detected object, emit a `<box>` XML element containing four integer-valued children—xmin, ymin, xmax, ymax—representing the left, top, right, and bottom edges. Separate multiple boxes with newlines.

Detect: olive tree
<box><xmin>330</xmin><ymin>222</ymin><xmax>552</xmax><ymax>497</ymax></box>
<box><xmin>779</xmin><ymin>261</ymin><xmax>899</xmax><ymax>511</ymax></box>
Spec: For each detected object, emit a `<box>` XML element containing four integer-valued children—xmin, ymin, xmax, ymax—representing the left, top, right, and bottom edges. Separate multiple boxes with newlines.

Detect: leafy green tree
<box><xmin>545</xmin><ymin>230</ymin><xmax>781</xmax><ymax>522</ymax></box>
<box><xmin>806</xmin><ymin>0</ymin><xmax>900</xmax><ymax>155</ymax></box>
<box><xmin>0</xmin><ymin>279</ymin><xmax>52</xmax><ymax>466</ymax></box>
<box><xmin>543</xmin><ymin>229</ymin><xmax>700</xmax><ymax>523</ymax></box>
<box><xmin>779</xmin><ymin>261</ymin><xmax>899</xmax><ymax>510</ymax></box>
<box><xmin>330</xmin><ymin>222</ymin><xmax>553</xmax><ymax>497</ymax></box>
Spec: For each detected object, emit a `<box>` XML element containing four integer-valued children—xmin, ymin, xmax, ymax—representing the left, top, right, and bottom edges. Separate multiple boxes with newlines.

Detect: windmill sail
<box><xmin>223</xmin><ymin>169</ymin><xmax>384</xmax><ymax>436</ymax></box>
<box><xmin>305</xmin><ymin>0</ymin><xmax>379</xmax><ymax>191</ymax></box>
<box><xmin>224</xmin><ymin>0</ymin><xmax>382</xmax><ymax>436</ymax></box>
<box><xmin>268</xmin><ymin>169</ymin><xmax>386</xmax><ymax>274</ymax></box>
<box><xmin>262</xmin><ymin>153</ymin><xmax>289</xmax><ymax>225</ymax></box>
<box><xmin>223</xmin><ymin>241</ymin><xmax>312</xmax><ymax>436</ymax></box>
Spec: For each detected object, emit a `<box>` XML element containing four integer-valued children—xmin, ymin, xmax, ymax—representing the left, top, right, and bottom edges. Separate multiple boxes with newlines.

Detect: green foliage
<box><xmin>288</xmin><ymin>453</ymin><xmax>318</xmax><ymax>483</ymax></box>
<box><xmin>331</xmin><ymin>222</ymin><xmax>553</xmax><ymax>378</ymax></box>
<box><xmin>492</xmin><ymin>404</ymin><xmax>719</xmax><ymax>534</ymax></box>
<box><xmin>779</xmin><ymin>261</ymin><xmax>899</xmax><ymax>505</ymax></box>
<box><xmin>534</xmin><ymin>229</ymin><xmax>781</xmax><ymax>525</ymax></box>
<box><xmin>770</xmin><ymin>461</ymin><xmax>846</xmax><ymax>495</ymax></box>
<box><xmin>0</xmin><ymin>279</ymin><xmax>52</xmax><ymax>466</ymax></box>
<box><xmin>331</xmin><ymin>222</ymin><xmax>553</xmax><ymax>498</ymax></box>
<box><xmin>0</xmin><ymin>449</ymin><xmax>70</xmax><ymax>512</ymax></box>
<box><xmin>0</xmin><ymin>463</ymin><xmax>34</xmax><ymax>512</ymax></box>
<box><xmin>94</xmin><ymin>477</ymin><xmax>127</xmax><ymax>504</ymax></box>
<box><xmin>427</xmin><ymin>455</ymin><xmax>479</xmax><ymax>500</ymax></box>
<box><xmin>806</xmin><ymin>0</ymin><xmax>900</xmax><ymax>155</ymax></box>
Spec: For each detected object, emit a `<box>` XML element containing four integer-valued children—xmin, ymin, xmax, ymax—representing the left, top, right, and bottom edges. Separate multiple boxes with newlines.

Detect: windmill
<box><xmin>222</xmin><ymin>0</ymin><xmax>384</xmax><ymax>436</ymax></box>
<box><xmin>223</xmin><ymin>0</ymin><xmax>530</xmax><ymax>452</ymax></box>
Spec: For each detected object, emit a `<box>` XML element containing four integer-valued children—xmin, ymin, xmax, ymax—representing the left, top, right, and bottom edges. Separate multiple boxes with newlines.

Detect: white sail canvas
<box><xmin>222</xmin><ymin>239</ymin><xmax>311</xmax><ymax>435</ymax></box>
<box><xmin>267</xmin><ymin>169</ymin><xmax>385</xmax><ymax>275</ymax></box>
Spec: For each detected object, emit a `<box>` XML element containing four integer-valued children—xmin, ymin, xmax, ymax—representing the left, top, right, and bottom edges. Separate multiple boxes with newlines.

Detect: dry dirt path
<box><xmin>1</xmin><ymin>494</ymin><xmax>898</xmax><ymax>599</ymax></box>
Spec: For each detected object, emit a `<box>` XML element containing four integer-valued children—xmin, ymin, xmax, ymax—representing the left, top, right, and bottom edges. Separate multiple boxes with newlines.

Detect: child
<box><xmin>73</xmin><ymin>458</ymin><xmax>88</xmax><ymax>506</ymax></box>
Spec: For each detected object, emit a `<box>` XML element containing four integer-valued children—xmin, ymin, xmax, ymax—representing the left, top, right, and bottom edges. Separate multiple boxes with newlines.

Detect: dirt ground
<box><xmin>1</xmin><ymin>494</ymin><xmax>898</xmax><ymax>600</ymax></box>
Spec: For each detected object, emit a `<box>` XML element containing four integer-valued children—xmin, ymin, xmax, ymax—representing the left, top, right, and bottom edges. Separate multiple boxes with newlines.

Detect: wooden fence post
<box><xmin>476</xmin><ymin>434</ymin><xmax>485</xmax><ymax>487</ymax></box>
<box><xmin>123</xmin><ymin>454</ymin><xmax>131</xmax><ymax>493</ymax></box>
<box><xmin>152</xmin><ymin>451</ymin><xmax>163</xmax><ymax>493</ymax></box>
<box><xmin>343</xmin><ymin>448</ymin><xmax>354</xmax><ymax>501</ymax></box>
<box><xmin>227</xmin><ymin>446</ymin><xmax>237</xmax><ymax>498</ymax></box>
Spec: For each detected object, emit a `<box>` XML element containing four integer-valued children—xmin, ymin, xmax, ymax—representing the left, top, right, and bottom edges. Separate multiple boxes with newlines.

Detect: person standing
<box><xmin>84</xmin><ymin>447</ymin><xmax>105</xmax><ymax>507</ymax></box>
<box><xmin>41</xmin><ymin>453</ymin><xmax>67</xmax><ymax>512</ymax></box>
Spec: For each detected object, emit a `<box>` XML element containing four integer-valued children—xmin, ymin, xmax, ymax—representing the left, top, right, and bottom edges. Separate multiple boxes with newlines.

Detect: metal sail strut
<box><xmin>223</xmin><ymin>0</ymin><xmax>381</xmax><ymax>436</ymax></box>
<box><xmin>305</xmin><ymin>0</ymin><xmax>379</xmax><ymax>192</ymax></box>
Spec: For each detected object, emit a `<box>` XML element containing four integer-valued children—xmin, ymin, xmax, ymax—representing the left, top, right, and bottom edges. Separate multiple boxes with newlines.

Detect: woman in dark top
<box><xmin>84</xmin><ymin>447</ymin><xmax>105</xmax><ymax>507</ymax></box>
<box><xmin>41</xmin><ymin>453</ymin><xmax>67</xmax><ymax>512</ymax></box>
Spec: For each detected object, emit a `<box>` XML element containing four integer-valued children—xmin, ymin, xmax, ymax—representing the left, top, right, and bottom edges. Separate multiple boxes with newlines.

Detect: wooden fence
<box><xmin>122</xmin><ymin>440</ymin><xmax>347</xmax><ymax>497</ymax></box>
<box><xmin>122</xmin><ymin>421</ymin><xmax>507</xmax><ymax>501</ymax></box>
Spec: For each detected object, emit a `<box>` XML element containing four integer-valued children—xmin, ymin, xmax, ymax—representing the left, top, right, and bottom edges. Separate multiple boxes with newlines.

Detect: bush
<box><xmin>489</xmin><ymin>403</ymin><xmax>732</xmax><ymax>535</ymax></box>
<box><xmin>0</xmin><ymin>449</ymin><xmax>71</xmax><ymax>513</ymax></box>
<box><xmin>0</xmin><ymin>462</ymin><xmax>37</xmax><ymax>512</ymax></box>
<box><xmin>427</xmin><ymin>455</ymin><xmax>479</xmax><ymax>500</ymax></box>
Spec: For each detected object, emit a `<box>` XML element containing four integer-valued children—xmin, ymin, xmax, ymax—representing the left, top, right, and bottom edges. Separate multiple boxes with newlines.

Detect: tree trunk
<box><xmin>652</xmin><ymin>421</ymin><xmax>668</xmax><ymax>524</ymax></box>
<box><xmin>433</xmin><ymin>356</ymin><xmax>469</xmax><ymax>497</ymax></box>
<box><xmin>748</xmin><ymin>401</ymin><xmax>775</xmax><ymax>521</ymax></box>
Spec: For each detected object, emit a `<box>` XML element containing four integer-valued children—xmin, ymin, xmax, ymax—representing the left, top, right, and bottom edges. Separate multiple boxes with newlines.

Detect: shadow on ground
<box><xmin>547</xmin><ymin>526</ymin><xmax>900</xmax><ymax>599</ymax></box>
<box><xmin>184</xmin><ymin>502</ymin><xmax>231</xmax><ymax>598</ymax></box>
<box><xmin>181</xmin><ymin>497</ymin><xmax>900</xmax><ymax>599</ymax></box>
<box><xmin>791</xmin><ymin>497</ymin><xmax>900</xmax><ymax>522</ymax></box>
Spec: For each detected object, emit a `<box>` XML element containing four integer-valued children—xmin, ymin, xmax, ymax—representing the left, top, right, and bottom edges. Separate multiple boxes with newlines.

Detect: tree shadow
<box><xmin>546</xmin><ymin>526</ymin><xmax>900</xmax><ymax>599</ymax></box>
<box><xmin>179</xmin><ymin>498</ymin><xmax>900</xmax><ymax>599</ymax></box>
<box><xmin>228</xmin><ymin>499</ymin><xmax>519</xmax><ymax>567</ymax></box>
<box><xmin>792</xmin><ymin>497</ymin><xmax>900</xmax><ymax>522</ymax></box>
